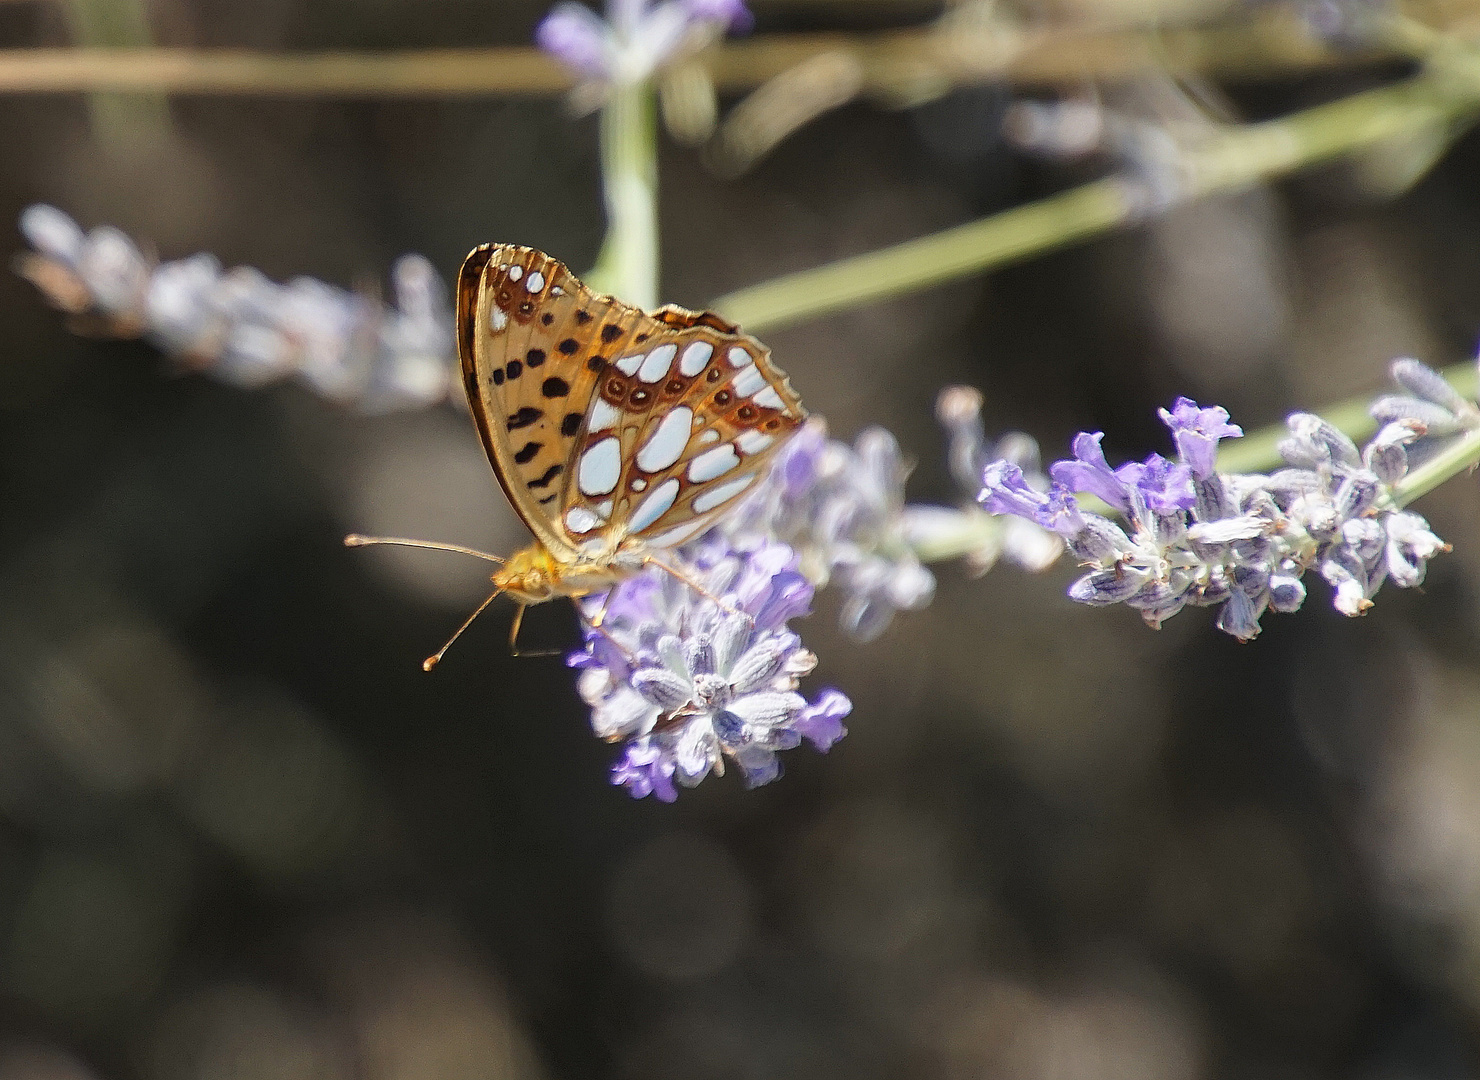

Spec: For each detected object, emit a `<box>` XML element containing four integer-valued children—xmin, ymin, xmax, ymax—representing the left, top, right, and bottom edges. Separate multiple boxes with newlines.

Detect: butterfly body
<box><xmin>457</xmin><ymin>243</ymin><xmax>807</xmax><ymax>610</ymax></box>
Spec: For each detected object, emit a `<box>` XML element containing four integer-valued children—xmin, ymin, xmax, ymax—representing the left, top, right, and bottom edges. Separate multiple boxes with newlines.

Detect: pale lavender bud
<box><xmin>1064</xmin><ymin>514</ymin><xmax>1134</xmax><ymax>563</ymax></box>
<box><xmin>1334</xmin><ymin>473</ymin><xmax>1381</xmax><ymax>519</ymax></box>
<box><xmin>1216</xmin><ymin>588</ymin><xmax>1266</xmax><ymax>640</ymax></box>
<box><xmin>1369</xmin><ymin>395</ymin><xmax>1459</xmax><ymax>435</ymax></box>
<box><xmin>1391</xmin><ymin>358</ymin><xmax>1471</xmax><ymax>414</ymax></box>
<box><xmin>19</xmin><ymin>204</ymin><xmax>85</xmax><ymax>265</ymax></box>
<box><xmin>77</xmin><ymin>226</ymin><xmax>148</xmax><ymax>316</ymax></box>
<box><xmin>1068</xmin><ymin>568</ymin><xmax>1146</xmax><ymax>605</ymax></box>
<box><xmin>1280</xmin><ymin>413</ymin><xmax>1360</xmax><ymax>469</ymax></box>
<box><xmin>1268</xmin><ymin>572</ymin><xmax>1306</xmax><ymax>612</ymax></box>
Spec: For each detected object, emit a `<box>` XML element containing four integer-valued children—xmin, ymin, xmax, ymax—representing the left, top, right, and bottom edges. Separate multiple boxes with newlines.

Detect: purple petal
<box><xmin>795</xmin><ymin>688</ymin><xmax>850</xmax><ymax>751</ymax></box>
<box><xmin>1157</xmin><ymin>397</ymin><xmax>1242</xmax><ymax>479</ymax></box>
<box><xmin>682</xmin><ymin>0</ymin><xmax>752</xmax><ymax>30</ymax></box>
<box><xmin>1049</xmin><ymin>432</ymin><xmax>1131</xmax><ymax>511</ymax></box>
<box><xmin>535</xmin><ymin>2</ymin><xmax>611</xmax><ymax>77</ymax></box>
<box><xmin>1116</xmin><ymin>453</ymin><xmax>1194</xmax><ymax>513</ymax></box>
<box><xmin>611</xmin><ymin>739</ymin><xmax>678</xmax><ymax>802</ymax></box>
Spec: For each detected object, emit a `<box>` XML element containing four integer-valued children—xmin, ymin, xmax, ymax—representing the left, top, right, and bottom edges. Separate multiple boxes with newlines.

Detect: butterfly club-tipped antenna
<box><xmin>344</xmin><ymin>533</ymin><xmax>512</xmax><ymax>670</ymax></box>
<box><xmin>344</xmin><ymin>534</ymin><xmax>505</xmax><ymax>564</ymax></box>
<box><xmin>422</xmin><ymin>586</ymin><xmax>508</xmax><ymax>671</ymax></box>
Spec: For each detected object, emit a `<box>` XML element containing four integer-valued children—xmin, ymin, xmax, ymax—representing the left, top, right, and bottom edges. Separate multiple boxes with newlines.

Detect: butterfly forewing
<box><xmin>458</xmin><ymin>244</ymin><xmax>805</xmax><ymax>563</ymax></box>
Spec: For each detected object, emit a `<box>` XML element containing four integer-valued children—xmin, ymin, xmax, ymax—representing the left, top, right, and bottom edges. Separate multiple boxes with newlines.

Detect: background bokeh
<box><xmin>4</xmin><ymin>1</ymin><xmax>1480</xmax><ymax>1077</ymax></box>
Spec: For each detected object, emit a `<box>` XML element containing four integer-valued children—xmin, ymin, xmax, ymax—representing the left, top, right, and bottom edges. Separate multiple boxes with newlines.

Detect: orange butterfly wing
<box><xmin>457</xmin><ymin>245</ymin><xmax>806</xmax><ymax>558</ymax></box>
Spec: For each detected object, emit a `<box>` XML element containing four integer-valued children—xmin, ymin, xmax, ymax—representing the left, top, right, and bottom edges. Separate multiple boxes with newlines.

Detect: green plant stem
<box><xmin>586</xmin><ymin>82</ymin><xmax>659</xmax><ymax>310</ymax></box>
<box><xmin>63</xmin><ymin>0</ymin><xmax>171</xmax><ymax>147</ymax></box>
<box><xmin>712</xmin><ymin>66</ymin><xmax>1480</xmax><ymax>333</ymax></box>
<box><xmin>1395</xmin><ymin>423</ymin><xmax>1480</xmax><ymax>504</ymax></box>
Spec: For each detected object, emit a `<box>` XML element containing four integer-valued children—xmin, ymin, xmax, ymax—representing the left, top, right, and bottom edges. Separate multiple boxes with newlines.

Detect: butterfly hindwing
<box><xmin>458</xmin><ymin>244</ymin><xmax>806</xmax><ymax>559</ymax></box>
<box><xmin>572</xmin><ymin>312</ymin><xmax>804</xmax><ymax>549</ymax></box>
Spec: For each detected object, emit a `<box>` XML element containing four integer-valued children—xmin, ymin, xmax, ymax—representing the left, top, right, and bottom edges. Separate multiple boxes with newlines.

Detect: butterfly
<box><xmin>348</xmin><ymin>244</ymin><xmax>807</xmax><ymax>668</ymax></box>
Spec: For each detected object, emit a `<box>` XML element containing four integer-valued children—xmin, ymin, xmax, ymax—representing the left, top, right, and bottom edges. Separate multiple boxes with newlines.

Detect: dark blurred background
<box><xmin>3</xmin><ymin>1</ymin><xmax>1480</xmax><ymax>1077</ymax></box>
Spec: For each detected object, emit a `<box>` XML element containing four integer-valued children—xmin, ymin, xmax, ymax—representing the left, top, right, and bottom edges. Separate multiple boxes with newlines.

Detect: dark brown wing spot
<box><xmin>506</xmin><ymin>359</ymin><xmax>523</xmax><ymax>380</ymax></box>
<box><xmin>558</xmin><ymin>339</ymin><xmax>579</xmax><ymax>355</ymax></box>
<box><xmin>561</xmin><ymin>412</ymin><xmax>582</xmax><ymax>436</ymax></box>
<box><xmin>528</xmin><ymin>464</ymin><xmax>563</xmax><ymax>489</ymax></box>
<box><xmin>634</xmin><ymin>333</ymin><xmax>649</xmax><ymax>343</ymax></box>
<box><xmin>514</xmin><ymin>441</ymin><xmax>542</xmax><ymax>464</ymax></box>
<box><xmin>713</xmin><ymin>390</ymin><xmax>732</xmax><ymax>406</ymax></box>
<box><xmin>541</xmin><ymin>313</ymin><xmax>554</xmax><ymax>326</ymax></box>
<box><xmin>587</xmin><ymin>356</ymin><xmax>607</xmax><ymax>372</ymax></box>
<box><xmin>526</xmin><ymin>348</ymin><xmax>546</xmax><ymax>367</ymax></box>
<box><xmin>507</xmin><ymin>407</ymin><xmax>542</xmax><ymax>430</ymax></box>
<box><xmin>538</xmin><ymin>492</ymin><xmax>558</xmax><ymax>504</ymax></box>
<box><xmin>542</xmin><ymin>377</ymin><xmax>570</xmax><ymax>398</ymax></box>
<box><xmin>575</xmin><ymin>310</ymin><xmax>593</xmax><ymax>325</ymax></box>
<box><xmin>491</xmin><ymin>369</ymin><xmax>505</xmax><ymax>386</ymax></box>
<box><xmin>600</xmin><ymin>324</ymin><xmax>622</xmax><ymax>343</ymax></box>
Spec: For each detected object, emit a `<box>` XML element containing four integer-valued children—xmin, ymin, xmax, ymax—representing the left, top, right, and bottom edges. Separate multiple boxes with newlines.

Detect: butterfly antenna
<box><xmin>423</xmin><ymin>587</ymin><xmax>505</xmax><ymax>671</ymax></box>
<box><xmin>344</xmin><ymin>534</ymin><xmax>504</xmax><ymax>564</ymax></box>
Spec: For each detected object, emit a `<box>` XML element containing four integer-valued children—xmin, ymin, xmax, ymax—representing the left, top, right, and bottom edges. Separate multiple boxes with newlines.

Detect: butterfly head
<box><xmin>493</xmin><ymin>541</ymin><xmax>632</xmax><ymax>604</ymax></box>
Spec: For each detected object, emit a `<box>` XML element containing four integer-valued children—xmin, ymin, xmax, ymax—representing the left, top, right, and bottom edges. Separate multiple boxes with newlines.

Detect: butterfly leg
<box><xmin>641</xmin><ymin>555</ymin><xmax>751</xmax><ymax>623</ymax></box>
<box><xmin>508</xmin><ymin>603</ymin><xmax>565</xmax><ymax>658</ymax></box>
<box><xmin>589</xmin><ymin>588</ymin><xmax>616</xmax><ymax>629</ymax></box>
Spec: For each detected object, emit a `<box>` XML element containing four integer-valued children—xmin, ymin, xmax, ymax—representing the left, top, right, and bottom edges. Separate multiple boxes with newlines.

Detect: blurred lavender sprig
<box><xmin>979</xmin><ymin>358</ymin><xmax>1465</xmax><ymax>640</ymax></box>
<box><xmin>538</xmin><ymin>0</ymin><xmax>751</xmax><ymax>90</ymax></box>
<box><xmin>570</xmin><ymin>538</ymin><xmax>849</xmax><ymax>800</ymax></box>
<box><xmin>17</xmin><ymin>204</ymin><xmax>455</xmax><ymax>412</ymax></box>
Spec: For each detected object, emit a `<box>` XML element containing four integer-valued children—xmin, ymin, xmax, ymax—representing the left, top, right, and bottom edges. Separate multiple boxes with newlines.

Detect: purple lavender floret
<box><xmin>1049</xmin><ymin>432</ymin><xmax>1133</xmax><ymax>511</ymax></box>
<box><xmin>536</xmin><ymin>0</ymin><xmax>751</xmax><ymax>85</ymax></box>
<box><xmin>1157</xmin><ymin>396</ymin><xmax>1243</xmax><ymax>479</ymax></box>
<box><xmin>978</xmin><ymin>376</ymin><xmax>1456</xmax><ymax>640</ymax></box>
<box><xmin>570</xmin><ymin>539</ymin><xmax>849</xmax><ymax>800</ymax></box>
<box><xmin>535</xmin><ymin>3</ymin><xmax>611</xmax><ymax>78</ymax></box>
<box><xmin>980</xmin><ymin>463</ymin><xmax>1084</xmax><ymax>536</ymax></box>
<box><xmin>724</xmin><ymin>420</ymin><xmax>936</xmax><ymax>642</ymax></box>
<box><xmin>1119</xmin><ymin>453</ymin><xmax>1195</xmax><ymax>514</ymax></box>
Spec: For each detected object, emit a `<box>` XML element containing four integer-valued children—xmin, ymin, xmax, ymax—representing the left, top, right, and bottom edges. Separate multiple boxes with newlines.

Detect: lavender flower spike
<box><xmin>571</xmin><ymin>539</ymin><xmax>850</xmax><ymax>799</ymax></box>
<box><xmin>980</xmin><ymin>373</ymin><xmax>1455</xmax><ymax>641</ymax></box>
<box><xmin>16</xmin><ymin>205</ymin><xmax>456</xmax><ymax>412</ymax></box>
